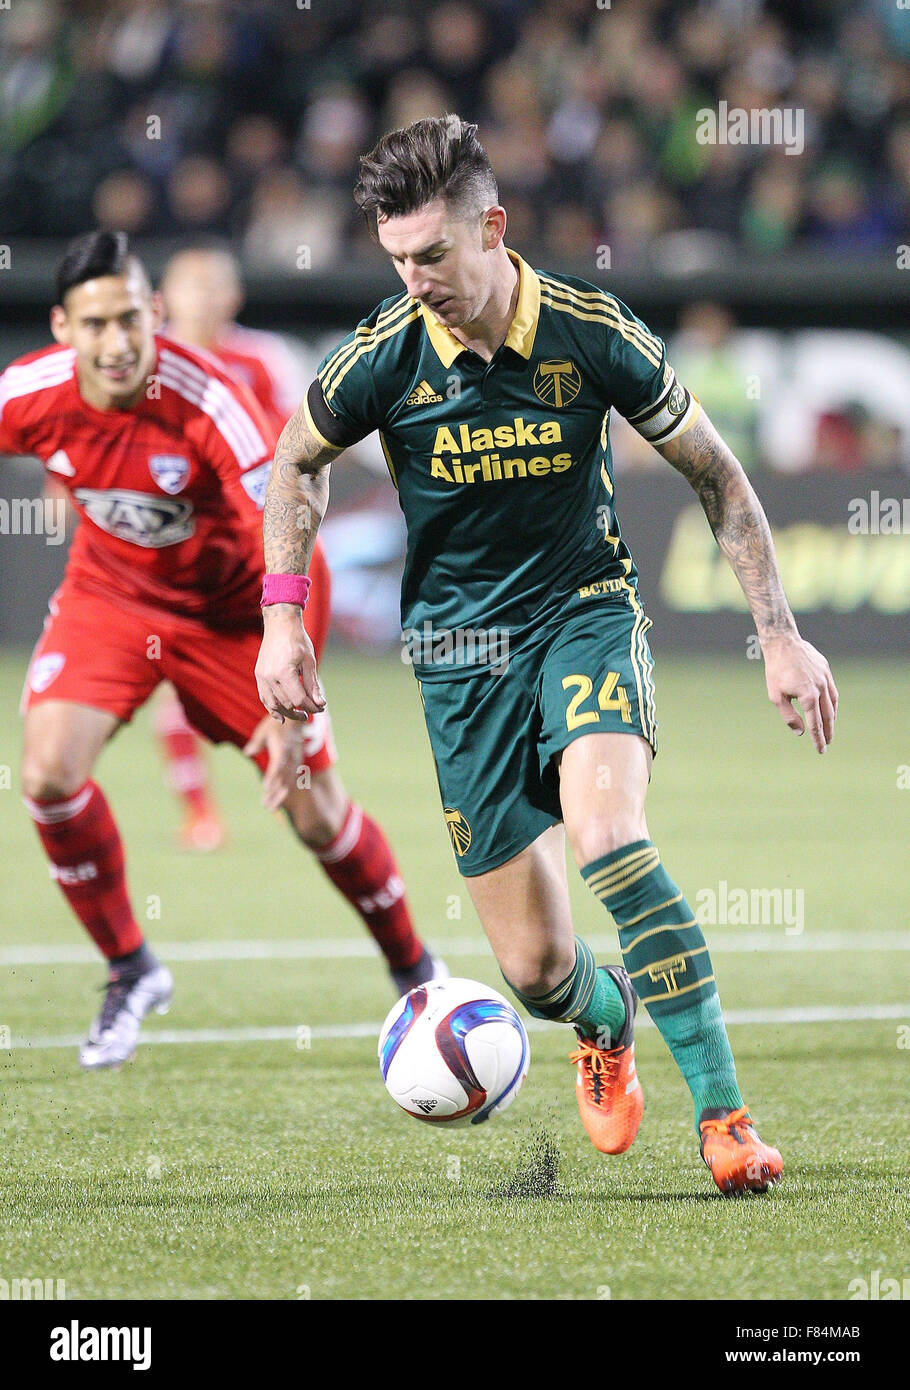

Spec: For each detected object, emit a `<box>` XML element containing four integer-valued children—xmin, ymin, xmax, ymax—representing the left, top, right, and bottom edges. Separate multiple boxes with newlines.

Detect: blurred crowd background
<box><xmin>0</xmin><ymin>0</ymin><xmax>908</xmax><ymax>648</ymax></box>
<box><xmin>2</xmin><ymin>0</ymin><xmax>909</xmax><ymax>268</ymax></box>
<box><xmin>1</xmin><ymin>0</ymin><xmax>910</xmax><ymax>639</ymax></box>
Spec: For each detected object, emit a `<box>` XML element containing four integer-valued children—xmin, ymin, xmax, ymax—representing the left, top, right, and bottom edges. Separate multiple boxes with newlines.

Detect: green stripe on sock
<box><xmin>504</xmin><ymin>936</ymin><xmax>625</xmax><ymax>1041</ymax></box>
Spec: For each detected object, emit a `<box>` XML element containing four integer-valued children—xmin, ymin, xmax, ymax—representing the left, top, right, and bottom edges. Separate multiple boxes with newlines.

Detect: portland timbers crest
<box><xmin>533</xmin><ymin>359</ymin><xmax>581</xmax><ymax>408</ymax></box>
<box><xmin>444</xmin><ymin>808</ymin><xmax>472</xmax><ymax>857</ymax></box>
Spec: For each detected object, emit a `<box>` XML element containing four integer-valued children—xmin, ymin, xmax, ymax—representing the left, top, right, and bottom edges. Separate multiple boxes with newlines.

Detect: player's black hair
<box><xmin>354</xmin><ymin>114</ymin><xmax>499</xmax><ymax>236</ymax></box>
<box><xmin>55</xmin><ymin>229</ymin><xmax>149</xmax><ymax>305</ymax></box>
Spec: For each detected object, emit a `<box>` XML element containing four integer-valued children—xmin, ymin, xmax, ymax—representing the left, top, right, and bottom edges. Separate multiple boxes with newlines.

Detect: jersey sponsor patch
<box><xmin>74</xmin><ymin>488</ymin><xmax>195</xmax><ymax>548</ymax></box>
<box><xmin>148</xmin><ymin>453</ymin><xmax>190</xmax><ymax>494</ymax></box>
<box><xmin>239</xmin><ymin>459</ymin><xmax>272</xmax><ymax>509</ymax></box>
<box><xmin>29</xmin><ymin>651</ymin><xmax>65</xmax><ymax>692</ymax></box>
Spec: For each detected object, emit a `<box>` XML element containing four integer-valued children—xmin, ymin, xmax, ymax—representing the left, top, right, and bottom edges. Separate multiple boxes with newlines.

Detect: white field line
<box><xmin>1</xmin><ymin>930</ymin><xmax>908</xmax><ymax>968</ymax></box>
<box><xmin>8</xmin><ymin>1003</ymin><xmax>909</xmax><ymax>1052</ymax></box>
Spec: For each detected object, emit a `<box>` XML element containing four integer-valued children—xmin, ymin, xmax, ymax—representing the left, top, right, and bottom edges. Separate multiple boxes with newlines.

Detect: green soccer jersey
<box><xmin>304</xmin><ymin>249</ymin><xmax>699</xmax><ymax>677</ymax></box>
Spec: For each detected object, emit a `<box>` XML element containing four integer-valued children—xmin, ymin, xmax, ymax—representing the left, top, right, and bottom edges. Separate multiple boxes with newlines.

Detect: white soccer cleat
<box><xmin>427</xmin><ymin>952</ymin><xmax>450</xmax><ymax>981</ymax></box>
<box><xmin>79</xmin><ymin>964</ymin><xmax>174</xmax><ymax>1070</ymax></box>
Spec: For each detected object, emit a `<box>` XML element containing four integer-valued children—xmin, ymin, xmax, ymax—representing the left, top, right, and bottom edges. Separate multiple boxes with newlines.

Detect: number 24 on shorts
<box><xmin>562</xmin><ymin>671</ymin><xmax>632</xmax><ymax>730</ymax></box>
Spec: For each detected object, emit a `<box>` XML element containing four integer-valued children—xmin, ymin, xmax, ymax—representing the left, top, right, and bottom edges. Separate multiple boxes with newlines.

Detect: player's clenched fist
<box><xmin>256</xmin><ymin>608</ymin><xmax>326</xmax><ymax>722</ymax></box>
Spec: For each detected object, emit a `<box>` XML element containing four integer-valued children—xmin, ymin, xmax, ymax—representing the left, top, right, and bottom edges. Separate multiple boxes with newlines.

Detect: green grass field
<box><xmin>1</xmin><ymin>648</ymin><xmax>908</xmax><ymax>1301</ymax></box>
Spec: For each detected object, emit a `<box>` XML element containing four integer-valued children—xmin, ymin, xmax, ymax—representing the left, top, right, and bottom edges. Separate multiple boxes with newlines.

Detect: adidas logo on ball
<box><xmin>378</xmin><ymin>977</ymin><xmax>530</xmax><ymax>1126</ymax></box>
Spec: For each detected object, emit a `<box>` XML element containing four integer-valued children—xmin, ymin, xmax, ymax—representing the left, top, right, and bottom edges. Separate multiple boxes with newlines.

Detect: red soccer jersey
<box><xmin>208</xmin><ymin>323</ymin><xmax>306</xmax><ymax>435</ymax></box>
<box><xmin>0</xmin><ymin>335</ymin><xmax>278</xmax><ymax>627</ymax></box>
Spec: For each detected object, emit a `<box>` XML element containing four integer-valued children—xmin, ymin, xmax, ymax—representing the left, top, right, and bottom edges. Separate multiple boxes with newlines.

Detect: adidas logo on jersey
<box><xmin>406</xmin><ymin>379</ymin><xmax>444</xmax><ymax>406</ymax></box>
<box><xmin>46</xmin><ymin>449</ymin><xmax>75</xmax><ymax>476</ymax></box>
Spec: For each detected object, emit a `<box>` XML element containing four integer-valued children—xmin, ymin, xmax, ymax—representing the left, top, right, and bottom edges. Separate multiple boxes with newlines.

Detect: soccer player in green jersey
<box><xmin>255</xmin><ymin>115</ymin><xmax>838</xmax><ymax>1194</ymax></box>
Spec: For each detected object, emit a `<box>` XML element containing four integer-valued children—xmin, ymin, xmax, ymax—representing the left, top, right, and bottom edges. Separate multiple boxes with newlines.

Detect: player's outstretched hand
<box><xmin>762</xmin><ymin>633</ymin><xmax>838</xmax><ymax>754</ymax></box>
<box><xmin>256</xmin><ymin>607</ymin><xmax>326</xmax><ymax>723</ymax></box>
<box><xmin>243</xmin><ymin>715</ymin><xmax>305</xmax><ymax>811</ymax></box>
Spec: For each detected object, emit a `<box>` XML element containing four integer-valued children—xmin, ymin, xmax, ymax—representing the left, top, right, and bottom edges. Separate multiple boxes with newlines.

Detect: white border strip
<box><xmin>1</xmin><ymin>931</ymin><xmax>908</xmax><ymax>968</ymax></box>
<box><xmin>8</xmin><ymin>1003</ymin><xmax>909</xmax><ymax>1052</ymax></box>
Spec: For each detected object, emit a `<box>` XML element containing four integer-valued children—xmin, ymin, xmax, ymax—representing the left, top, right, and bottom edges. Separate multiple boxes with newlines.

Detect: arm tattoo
<box><xmin>262</xmin><ymin>402</ymin><xmax>337</xmax><ymax>576</ymax></box>
<box><xmin>656</xmin><ymin>414</ymin><xmax>797</xmax><ymax>641</ymax></box>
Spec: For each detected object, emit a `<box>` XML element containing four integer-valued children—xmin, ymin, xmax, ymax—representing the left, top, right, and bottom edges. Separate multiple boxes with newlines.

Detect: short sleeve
<box><xmin>604</xmin><ymin>297</ymin><xmax>700</xmax><ymax>446</ymax></box>
<box><xmin>303</xmin><ymin>318</ymin><xmax>387</xmax><ymax>451</ymax></box>
<box><xmin>178</xmin><ymin>364</ymin><xmax>276</xmax><ymax>545</ymax></box>
<box><xmin>0</xmin><ymin>370</ymin><xmax>28</xmax><ymax>454</ymax></box>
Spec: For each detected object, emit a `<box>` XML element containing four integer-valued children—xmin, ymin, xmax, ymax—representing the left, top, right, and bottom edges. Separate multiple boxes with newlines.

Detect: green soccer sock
<box><xmin>581</xmin><ymin>840</ymin><xmax>743</xmax><ymax>1129</ymax></box>
<box><xmin>504</xmin><ymin>935</ymin><xmax>627</xmax><ymax>1043</ymax></box>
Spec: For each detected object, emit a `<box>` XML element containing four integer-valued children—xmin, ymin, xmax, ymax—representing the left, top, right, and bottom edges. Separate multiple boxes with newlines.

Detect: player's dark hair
<box><xmin>55</xmin><ymin>229</ymin><xmax>148</xmax><ymax>305</ymax></box>
<box><xmin>354</xmin><ymin>114</ymin><xmax>498</xmax><ymax>236</ymax></box>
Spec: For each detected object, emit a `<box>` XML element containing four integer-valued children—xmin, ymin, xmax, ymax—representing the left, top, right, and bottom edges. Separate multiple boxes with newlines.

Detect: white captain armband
<box><xmin>626</xmin><ymin>370</ymin><xmax>700</xmax><ymax>445</ymax></box>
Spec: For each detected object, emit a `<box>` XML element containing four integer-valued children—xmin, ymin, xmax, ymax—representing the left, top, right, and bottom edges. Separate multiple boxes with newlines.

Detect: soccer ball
<box><xmin>378</xmin><ymin>977</ymin><xmax>530</xmax><ymax>1126</ymax></box>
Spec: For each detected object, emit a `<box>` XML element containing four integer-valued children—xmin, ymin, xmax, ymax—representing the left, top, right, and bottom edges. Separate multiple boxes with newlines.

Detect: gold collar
<box><xmin>418</xmin><ymin>248</ymin><xmax>541</xmax><ymax>367</ymax></box>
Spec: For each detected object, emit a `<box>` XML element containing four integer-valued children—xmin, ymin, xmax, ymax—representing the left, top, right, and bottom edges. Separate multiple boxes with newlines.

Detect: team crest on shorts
<box><xmin>444</xmin><ymin>807</ymin><xmax>472</xmax><ymax>857</ymax></box>
<box><xmin>148</xmin><ymin>454</ymin><xmax>190</xmax><ymax>494</ymax></box>
<box><xmin>532</xmin><ymin>359</ymin><xmax>581</xmax><ymax>408</ymax></box>
<box><xmin>30</xmin><ymin>651</ymin><xmax>65</xmax><ymax>693</ymax></box>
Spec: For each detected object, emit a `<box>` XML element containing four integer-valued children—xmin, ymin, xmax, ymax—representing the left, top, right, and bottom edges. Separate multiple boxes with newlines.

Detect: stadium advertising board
<box><xmin>619</xmin><ymin>467</ymin><xmax>910</xmax><ymax>654</ymax></box>
<box><xmin>3</xmin><ymin>463</ymin><xmax>908</xmax><ymax>654</ymax></box>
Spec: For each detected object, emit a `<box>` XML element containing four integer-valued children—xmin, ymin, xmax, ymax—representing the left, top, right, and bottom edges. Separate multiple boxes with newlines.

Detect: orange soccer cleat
<box><xmin>569</xmin><ymin>966</ymin><xmax>643</xmax><ymax>1155</ymax></box>
<box><xmin>699</xmin><ymin>1106</ymin><xmax>783</xmax><ymax>1195</ymax></box>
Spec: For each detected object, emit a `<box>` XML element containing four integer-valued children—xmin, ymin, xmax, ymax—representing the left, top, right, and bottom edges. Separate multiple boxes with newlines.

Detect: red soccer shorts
<box><xmin>22</xmin><ymin>548</ymin><xmax>335</xmax><ymax>776</ymax></box>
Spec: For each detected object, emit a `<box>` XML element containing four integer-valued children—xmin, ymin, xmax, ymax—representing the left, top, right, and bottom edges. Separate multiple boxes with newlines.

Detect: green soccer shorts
<box><xmin>416</xmin><ymin>583</ymin><xmax>658</xmax><ymax>876</ymax></box>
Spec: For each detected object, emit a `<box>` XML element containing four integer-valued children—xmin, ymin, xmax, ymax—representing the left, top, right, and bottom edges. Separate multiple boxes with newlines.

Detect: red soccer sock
<box><xmin>314</xmin><ymin>802</ymin><xmax>423</xmax><ymax>971</ymax></box>
<box><xmin>153</xmin><ymin>693</ymin><xmax>214</xmax><ymax>816</ymax></box>
<box><xmin>24</xmin><ymin>780</ymin><xmax>144</xmax><ymax>960</ymax></box>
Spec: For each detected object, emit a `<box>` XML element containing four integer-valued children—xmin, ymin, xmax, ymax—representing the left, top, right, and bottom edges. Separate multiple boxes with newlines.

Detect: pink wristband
<box><xmin>260</xmin><ymin>573</ymin><xmax>311</xmax><ymax>608</ymax></box>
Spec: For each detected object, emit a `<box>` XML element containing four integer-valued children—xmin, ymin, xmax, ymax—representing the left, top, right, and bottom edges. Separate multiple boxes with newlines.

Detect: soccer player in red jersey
<box><xmin>160</xmin><ymin>245</ymin><xmax>306</xmax><ymax>438</ymax></box>
<box><xmin>4</xmin><ymin>230</ymin><xmax>445</xmax><ymax>1069</ymax></box>
<box><xmin>148</xmin><ymin>245</ymin><xmax>313</xmax><ymax>851</ymax></box>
